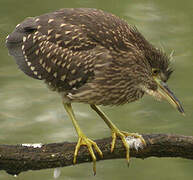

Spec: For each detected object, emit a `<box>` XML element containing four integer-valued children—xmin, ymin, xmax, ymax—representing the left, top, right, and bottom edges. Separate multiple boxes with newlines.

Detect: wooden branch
<box><xmin>0</xmin><ymin>133</ymin><xmax>193</xmax><ymax>176</ymax></box>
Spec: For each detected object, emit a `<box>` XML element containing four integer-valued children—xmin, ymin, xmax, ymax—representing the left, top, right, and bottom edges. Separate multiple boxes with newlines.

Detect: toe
<box><xmin>122</xmin><ymin>132</ymin><xmax>146</xmax><ymax>146</ymax></box>
<box><xmin>120</xmin><ymin>136</ymin><xmax>130</xmax><ymax>164</ymax></box>
<box><xmin>87</xmin><ymin>145</ymin><xmax>97</xmax><ymax>175</ymax></box>
<box><xmin>92</xmin><ymin>141</ymin><xmax>103</xmax><ymax>158</ymax></box>
<box><xmin>73</xmin><ymin>138</ymin><xmax>82</xmax><ymax>164</ymax></box>
<box><xmin>111</xmin><ymin>132</ymin><xmax>116</xmax><ymax>152</ymax></box>
<box><xmin>73</xmin><ymin>136</ymin><xmax>103</xmax><ymax>175</ymax></box>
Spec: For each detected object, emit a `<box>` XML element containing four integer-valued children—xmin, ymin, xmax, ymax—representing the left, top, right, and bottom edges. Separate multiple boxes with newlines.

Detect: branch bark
<box><xmin>0</xmin><ymin>133</ymin><xmax>193</xmax><ymax>176</ymax></box>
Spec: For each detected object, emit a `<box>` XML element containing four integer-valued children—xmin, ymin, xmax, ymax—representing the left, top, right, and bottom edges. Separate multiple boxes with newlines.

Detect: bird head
<box><xmin>140</xmin><ymin>47</ymin><xmax>184</xmax><ymax>115</ymax></box>
<box><xmin>126</xmin><ymin>27</ymin><xmax>184</xmax><ymax>115</ymax></box>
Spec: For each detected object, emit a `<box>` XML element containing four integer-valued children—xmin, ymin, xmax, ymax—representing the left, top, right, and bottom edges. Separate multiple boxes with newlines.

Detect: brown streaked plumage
<box><xmin>6</xmin><ymin>8</ymin><xmax>184</xmax><ymax>174</ymax></box>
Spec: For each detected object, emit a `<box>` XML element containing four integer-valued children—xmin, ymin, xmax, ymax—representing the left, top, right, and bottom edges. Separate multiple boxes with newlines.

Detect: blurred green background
<box><xmin>0</xmin><ymin>0</ymin><xmax>193</xmax><ymax>179</ymax></box>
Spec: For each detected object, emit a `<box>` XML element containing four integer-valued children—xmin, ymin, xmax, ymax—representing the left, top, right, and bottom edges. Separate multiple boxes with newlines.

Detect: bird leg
<box><xmin>63</xmin><ymin>103</ymin><xmax>103</xmax><ymax>175</ymax></box>
<box><xmin>90</xmin><ymin>104</ymin><xmax>146</xmax><ymax>164</ymax></box>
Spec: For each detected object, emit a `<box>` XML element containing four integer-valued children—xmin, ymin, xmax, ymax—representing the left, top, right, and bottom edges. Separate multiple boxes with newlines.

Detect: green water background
<box><xmin>0</xmin><ymin>0</ymin><xmax>193</xmax><ymax>179</ymax></box>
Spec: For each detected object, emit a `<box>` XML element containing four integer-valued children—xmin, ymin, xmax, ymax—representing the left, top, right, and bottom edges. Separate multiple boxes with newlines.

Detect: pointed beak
<box><xmin>154</xmin><ymin>77</ymin><xmax>185</xmax><ymax>115</ymax></box>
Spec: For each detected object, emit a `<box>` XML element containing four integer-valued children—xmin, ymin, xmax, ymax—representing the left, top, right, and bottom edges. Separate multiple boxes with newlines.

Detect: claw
<box><xmin>110</xmin><ymin>129</ymin><xmax>146</xmax><ymax>165</ymax></box>
<box><xmin>89</xmin><ymin>105</ymin><xmax>146</xmax><ymax>169</ymax></box>
<box><xmin>73</xmin><ymin>135</ymin><xmax>103</xmax><ymax>175</ymax></box>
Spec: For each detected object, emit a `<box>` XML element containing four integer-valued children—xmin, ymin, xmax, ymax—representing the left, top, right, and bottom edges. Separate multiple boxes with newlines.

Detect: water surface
<box><xmin>0</xmin><ymin>0</ymin><xmax>193</xmax><ymax>179</ymax></box>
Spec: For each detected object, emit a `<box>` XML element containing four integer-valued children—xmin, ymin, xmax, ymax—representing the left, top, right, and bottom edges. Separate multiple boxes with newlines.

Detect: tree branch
<box><xmin>0</xmin><ymin>133</ymin><xmax>193</xmax><ymax>176</ymax></box>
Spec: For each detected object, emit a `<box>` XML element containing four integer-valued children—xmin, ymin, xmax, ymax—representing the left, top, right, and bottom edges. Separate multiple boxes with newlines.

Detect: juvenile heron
<box><xmin>6</xmin><ymin>8</ymin><xmax>184</xmax><ymax>174</ymax></box>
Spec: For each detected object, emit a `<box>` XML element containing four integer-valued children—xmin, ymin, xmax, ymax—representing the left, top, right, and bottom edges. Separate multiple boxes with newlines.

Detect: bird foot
<box><xmin>111</xmin><ymin>130</ymin><xmax>146</xmax><ymax>164</ymax></box>
<box><xmin>74</xmin><ymin>134</ymin><xmax>103</xmax><ymax>175</ymax></box>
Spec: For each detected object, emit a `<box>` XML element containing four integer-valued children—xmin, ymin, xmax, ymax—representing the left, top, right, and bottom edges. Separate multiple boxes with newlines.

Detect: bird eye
<box><xmin>152</xmin><ymin>68</ymin><xmax>160</xmax><ymax>76</ymax></box>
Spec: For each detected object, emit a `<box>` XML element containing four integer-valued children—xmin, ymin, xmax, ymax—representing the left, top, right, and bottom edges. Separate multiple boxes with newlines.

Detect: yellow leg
<box><xmin>90</xmin><ymin>104</ymin><xmax>146</xmax><ymax>164</ymax></box>
<box><xmin>63</xmin><ymin>103</ymin><xmax>103</xmax><ymax>175</ymax></box>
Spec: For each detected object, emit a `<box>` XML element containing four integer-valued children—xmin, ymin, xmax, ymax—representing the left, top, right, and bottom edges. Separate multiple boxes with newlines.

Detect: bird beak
<box><xmin>154</xmin><ymin>77</ymin><xmax>185</xmax><ymax>115</ymax></box>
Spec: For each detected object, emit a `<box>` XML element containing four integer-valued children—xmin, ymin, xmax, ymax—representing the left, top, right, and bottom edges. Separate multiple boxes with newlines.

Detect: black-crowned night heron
<box><xmin>6</xmin><ymin>8</ymin><xmax>184</xmax><ymax>174</ymax></box>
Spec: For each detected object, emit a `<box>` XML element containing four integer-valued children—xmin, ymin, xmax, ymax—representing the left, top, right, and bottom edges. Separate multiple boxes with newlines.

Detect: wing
<box><xmin>6</xmin><ymin>9</ymin><xmax>112</xmax><ymax>92</ymax></box>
